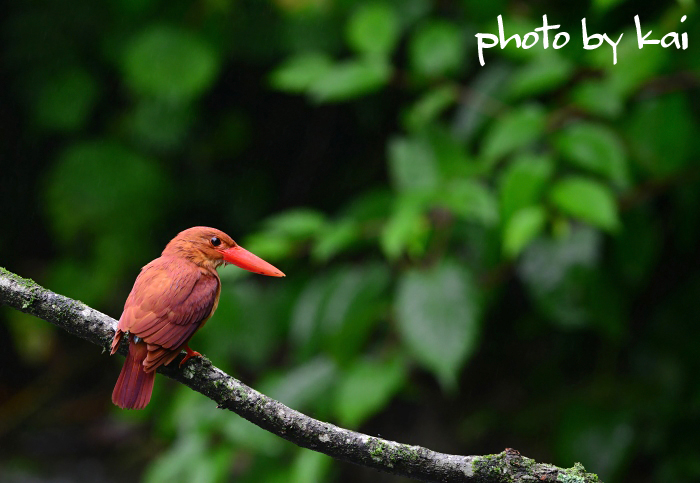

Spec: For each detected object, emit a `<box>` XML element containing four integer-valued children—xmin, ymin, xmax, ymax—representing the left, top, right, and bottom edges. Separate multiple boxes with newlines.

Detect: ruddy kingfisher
<box><xmin>111</xmin><ymin>226</ymin><xmax>284</xmax><ymax>409</ymax></box>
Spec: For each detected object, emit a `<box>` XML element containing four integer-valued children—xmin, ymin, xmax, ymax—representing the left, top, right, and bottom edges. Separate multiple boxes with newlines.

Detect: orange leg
<box><xmin>179</xmin><ymin>345</ymin><xmax>202</xmax><ymax>367</ymax></box>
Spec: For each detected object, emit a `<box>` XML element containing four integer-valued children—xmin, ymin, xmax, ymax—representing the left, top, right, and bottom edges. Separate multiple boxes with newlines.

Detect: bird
<box><xmin>110</xmin><ymin>226</ymin><xmax>284</xmax><ymax>409</ymax></box>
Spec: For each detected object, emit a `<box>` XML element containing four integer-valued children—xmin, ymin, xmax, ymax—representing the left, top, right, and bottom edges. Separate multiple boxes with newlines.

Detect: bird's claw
<box><xmin>179</xmin><ymin>346</ymin><xmax>202</xmax><ymax>367</ymax></box>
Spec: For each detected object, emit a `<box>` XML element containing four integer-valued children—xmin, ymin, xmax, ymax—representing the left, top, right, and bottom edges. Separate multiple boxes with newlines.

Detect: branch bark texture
<box><xmin>0</xmin><ymin>267</ymin><xmax>601</xmax><ymax>483</ymax></box>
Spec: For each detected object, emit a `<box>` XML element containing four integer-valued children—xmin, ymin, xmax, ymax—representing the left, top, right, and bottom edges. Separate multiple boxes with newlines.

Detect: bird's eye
<box><xmin>210</xmin><ymin>236</ymin><xmax>221</xmax><ymax>247</ymax></box>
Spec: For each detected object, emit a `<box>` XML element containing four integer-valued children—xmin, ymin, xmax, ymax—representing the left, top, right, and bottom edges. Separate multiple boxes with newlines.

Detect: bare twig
<box><xmin>0</xmin><ymin>267</ymin><xmax>601</xmax><ymax>483</ymax></box>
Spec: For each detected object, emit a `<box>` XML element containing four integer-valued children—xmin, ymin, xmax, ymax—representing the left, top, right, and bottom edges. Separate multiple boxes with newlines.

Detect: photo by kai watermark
<box><xmin>476</xmin><ymin>14</ymin><xmax>690</xmax><ymax>66</ymax></box>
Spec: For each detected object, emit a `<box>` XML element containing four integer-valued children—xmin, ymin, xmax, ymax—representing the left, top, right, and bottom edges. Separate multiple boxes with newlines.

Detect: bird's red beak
<box><xmin>220</xmin><ymin>246</ymin><xmax>285</xmax><ymax>277</ymax></box>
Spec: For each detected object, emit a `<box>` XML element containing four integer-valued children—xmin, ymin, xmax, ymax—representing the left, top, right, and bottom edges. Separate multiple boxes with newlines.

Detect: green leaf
<box><xmin>148</xmin><ymin>393</ymin><xmax>243</xmax><ymax>482</ymax></box>
<box><xmin>518</xmin><ymin>226</ymin><xmax>603</xmax><ymax>328</ymax></box>
<box><xmin>554</xmin><ymin>122</ymin><xmax>629</xmax><ymax>188</ymax></box>
<box><xmin>409</xmin><ymin>20</ymin><xmax>464</xmax><ymax>77</ymax></box>
<box><xmin>438</xmin><ymin>179</ymin><xmax>499</xmax><ymax>226</ymax></box>
<box><xmin>549</xmin><ymin>177</ymin><xmax>620</xmax><ymax>232</ymax></box>
<box><xmin>403</xmin><ymin>84</ymin><xmax>458</xmax><ymax>132</ymax></box>
<box><xmin>241</xmin><ymin>233</ymin><xmax>294</xmax><ymax>261</ymax></box>
<box><xmin>380</xmin><ymin>197</ymin><xmax>430</xmax><ymax>260</ymax></box>
<box><xmin>334</xmin><ymin>355</ymin><xmax>406</xmax><ymax>427</ymax></box>
<box><xmin>340</xmin><ymin>188</ymin><xmax>393</xmax><ymax>223</ymax></box>
<box><xmin>308</xmin><ymin>58</ymin><xmax>391</xmax><ymax>103</ymax></box>
<box><xmin>221</xmin><ymin>416</ymin><xmax>284</xmax><ymax>455</ymax></box>
<box><xmin>346</xmin><ymin>3</ymin><xmax>400</xmax><ymax>57</ymax></box>
<box><xmin>289</xmin><ymin>265</ymin><xmax>389</xmax><ymax>362</ymax></box>
<box><xmin>320</xmin><ymin>264</ymin><xmax>390</xmax><ymax>363</ymax></box>
<box><xmin>505</xmin><ymin>52</ymin><xmax>573</xmax><ymax>101</ymax></box>
<box><xmin>502</xmin><ymin>205</ymin><xmax>547</xmax><ymax>257</ymax></box>
<box><xmin>395</xmin><ymin>262</ymin><xmax>481</xmax><ymax>389</ymax></box>
<box><xmin>123</xmin><ymin>25</ymin><xmax>218</xmax><ymax>101</ymax></box>
<box><xmin>244</xmin><ymin>208</ymin><xmax>326</xmax><ymax>259</ymax></box>
<box><xmin>144</xmin><ymin>434</ymin><xmax>211</xmax><ymax>483</ymax></box>
<box><xmin>388</xmin><ymin>136</ymin><xmax>439</xmax><ymax>194</ymax></box>
<box><xmin>625</xmin><ymin>93</ymin><xmax>695</xmax><ymax>177</ymax></box>
<box><xmin>312</xmin><ymin>219</ymin><xmax>361</xmax><ymax>262</ymax></box>
<box><xmin>269</xmin><ymin>53</ymin><xmax>334</xmax><ymax>92</ymax></box>
<box><xmin>424</xmin><ymin>126</ymin><xmax>476</xmax><ymax>178</ymax></box>
<box><xmin>290</xmin><ymin>275</ymin><xmax>333</xmax><ymax>355</ymax></box>
<box><xmin>261</xmin><ymin>209</ymin><xmax>327</xmax><ymax>239</ymax></box>
<box><xmin>244</xmin><ymin>209</ymin><xmax>325</xmax><ymax>263</ymax></box>
<box><xmin>519</xmin><ymin>225</ymin><xmax>601</xmax><ymax>290</ymax></box>
<box><xmin>481</xmin><ymin>105</ymin><xmax>546</xmax><ymax>163</ymax></box>
<box><xmin>261</xmin><ymin>356</ymin><xmax>337</xmax><ymax>411</ymax></box>
<box><xmin>34</xmin><ymin>68</ymin><xmax>99</xmax><ymax>132</ymax></box>
<box><xmin>569</xmin><ymin>80</ymin><xmax>623</xmax><ymax>119</ymax></box>
<box><xmin>499</xmin><ymin>153</ymin><xmax>554</xmax><ymax>225</ymax></box>
<box><xmin>290</xmin><ymin>450</ymin><xmax>333</xmax><ymax>483</ymax></box>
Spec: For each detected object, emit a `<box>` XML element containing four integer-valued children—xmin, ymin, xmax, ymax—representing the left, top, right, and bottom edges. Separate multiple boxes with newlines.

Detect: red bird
<box><xmin>111</xmin><ymin>226</ymin><xmax>284</xmax><ymax>409</ymax></box>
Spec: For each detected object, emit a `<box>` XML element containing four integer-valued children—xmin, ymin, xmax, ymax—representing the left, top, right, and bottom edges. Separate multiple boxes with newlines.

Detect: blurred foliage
<box><xmin>1</xmin><ymin>0</ymin><xmax>699</xmax><ymax>482</ymax></box>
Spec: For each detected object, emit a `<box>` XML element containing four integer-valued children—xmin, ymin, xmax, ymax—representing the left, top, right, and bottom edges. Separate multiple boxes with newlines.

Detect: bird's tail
<box><xmin>112</xmin><ymin>336</ymin><xmax>155</xmax><ymax>410</ymax></box>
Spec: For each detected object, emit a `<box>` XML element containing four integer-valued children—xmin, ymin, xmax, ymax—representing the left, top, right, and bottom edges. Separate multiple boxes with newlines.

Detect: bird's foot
<box><xmin>179</xmin><ymin>346</ymin><xmax>202</xmax><ymax>367</ymax></box>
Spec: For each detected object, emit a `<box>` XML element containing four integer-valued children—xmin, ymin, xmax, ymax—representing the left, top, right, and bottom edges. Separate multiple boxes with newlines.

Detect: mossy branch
<box><xmin>0</xmin><ymin>267</ymin><xmax>601</xmax><ymax>483</ymax></box>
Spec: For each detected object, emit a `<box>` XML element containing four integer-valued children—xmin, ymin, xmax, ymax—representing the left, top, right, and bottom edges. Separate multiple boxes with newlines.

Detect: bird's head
<box><xmin>162</xmin><ymin>226</ymin><xmax>285</xmax><ymax>277</ymax></box>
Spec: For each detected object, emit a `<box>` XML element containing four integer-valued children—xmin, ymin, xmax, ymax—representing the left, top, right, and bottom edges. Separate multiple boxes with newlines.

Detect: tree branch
<box><xmin>0</xmin><ymin>267</ymin><xmax>601</xmax><ymax>483</ymax></box>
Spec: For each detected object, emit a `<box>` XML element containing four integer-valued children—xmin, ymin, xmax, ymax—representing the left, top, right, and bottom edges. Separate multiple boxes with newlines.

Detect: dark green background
<box><xmin>1</xmin><ymin>0</ymin><xmax>698</xmax><ymax>481</ymax></box>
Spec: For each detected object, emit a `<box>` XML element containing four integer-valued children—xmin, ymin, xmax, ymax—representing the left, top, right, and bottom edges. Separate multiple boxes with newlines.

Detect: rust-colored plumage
<box><xmin>111</xmin><ymin>226</ymin><xmax>284</xmax><ymax>409</ymax></box>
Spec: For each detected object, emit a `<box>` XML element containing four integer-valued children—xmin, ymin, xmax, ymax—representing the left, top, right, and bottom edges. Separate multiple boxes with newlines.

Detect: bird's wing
<box><xmin>118</xmin><ymin>257</ymin><xmax>220</xmax><ymax>371</ymax></box>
